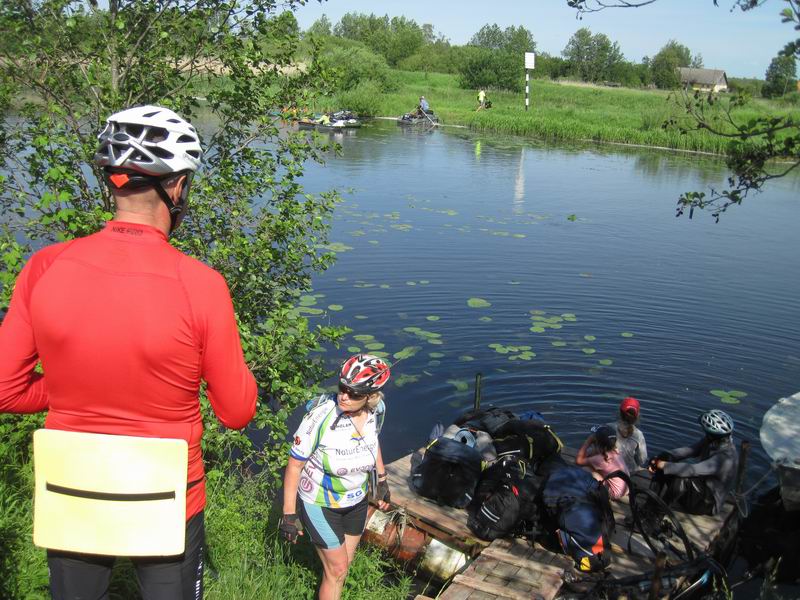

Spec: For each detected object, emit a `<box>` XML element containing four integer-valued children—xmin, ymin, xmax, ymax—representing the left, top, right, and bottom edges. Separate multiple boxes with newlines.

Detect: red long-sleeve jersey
<box><xmin>0</xmin><ymin>221</ymin><xmax>258</xmax><ymax>519</ymax></box>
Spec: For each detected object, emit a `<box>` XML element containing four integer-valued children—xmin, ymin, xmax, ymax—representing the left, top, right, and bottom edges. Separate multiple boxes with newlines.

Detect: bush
<box><xmin>336</xmin><ymin>81</ymin><xmax>384</xmax><ymax>116</ymax></box>
<box><xmin>729</xmin><ymin>77</ymin><xmax>764</xmax><ymax>98</ymax></box>
<box><xmin>323</xmin><ymin>43</ymin><xmax>398</xmax><ymax>92</ymax></box>
<box><xmin>397</xmin><ymin>43</ymin><xmax>468</xmax><ymax>74</ymax></box>
<box><xmin>458</xmin><ymin>47</ymin><xmax>523</xmax><ymax>92</ymax></box>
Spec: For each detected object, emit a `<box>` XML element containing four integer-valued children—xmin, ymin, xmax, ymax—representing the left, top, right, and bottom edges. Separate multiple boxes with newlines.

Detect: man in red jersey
<box><xmin>0</xmin><ymin>105</ymin><xmax>257</xmax><ymax>600</ymax></box>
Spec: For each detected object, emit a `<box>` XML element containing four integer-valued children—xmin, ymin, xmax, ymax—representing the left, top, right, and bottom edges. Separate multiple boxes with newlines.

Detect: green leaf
<box><xmin>467</xmin><ymin>297</ymin><xmax>491</xmax><ymax>308</ymax></box>
<box><xmin>393</xmin><ymin>346</ymin><xmax>421</xmax><ymax>360</ymax></box>
<box><xmin>621</xmin><ymin>332</ymin><xmax>635</xmax><ymax>338</ymax></box>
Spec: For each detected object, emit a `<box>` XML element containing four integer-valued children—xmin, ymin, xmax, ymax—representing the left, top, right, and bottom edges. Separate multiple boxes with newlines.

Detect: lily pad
<box><xmin>458</xmin><ymin>355</ymin><xmax>475</xmax><ymax>362</ymax></box>
<box><xmin>368</xmin><ymin>240</ymin><xmax>379</xmax><ymax>245</ymax></box>
<box><xmin>582</xmin><ymin>348</ymin><xmax>596</xmax><ymax>355</ymax></box>
<box><xmin>379</xmin><ymin>284</ymin><xmax>390</xmax><ymax>289</ymax></box>
<box><xmin>479</xmin><ymin>316</ymin><xmax>493</xmax><ymax>323</ymax></box>
<box><xmin>584</xmin><ymin>335</ymin><xmax>596</xmax><ymax>342</ymax></box>
<box><xmin>336</xmin><ymin>277</ymin><xmax>348</xmax><ymax>282</ymax></box>
<box><xmin>467</xmin><ymin>297</ymin><xmax>491</xmax><ymax>308</ymax></box>
<box><xmin>297</xmin><ymin>307</ymin><xmax>324</xmax><ymax>315</ymax></box>
<box><xmin>427</xmin><ymin>339</ymin><xmax>443</xmax><ymax>345</ymax></box>
<box><xmin>551</xmin><ymin>341</ymin><xmax>567</xmax><ymax>347</ymax></box>
<box><xmin>322</xmin><ymin>242</ymin><xmax>354</xmax><ymax>253</ymax></box>
<box><xmin>372</xmin><ymin>351</ymin><xmax>389</xmax><ymax>359</ymax></box>
<box><xmin>428</xmin><ymin>360</ymin><xmax>441</xmax><ymax>367</ymax></box>
<box><xmin>621</xmin><ymin>332</ymin><xmax>635</xmax><ymax>338</ymax></box>
<box><xmin>393</xmin><ymin>346</ymin><xmax>422</xmax><ymax>360</ymax></box>
<box><xmin>426</xmin><ymin>315</ymin><xmax>440</xmax><ymax>321</ymax></box>
<box><xmin>353</xmin><ymin>334</ymin><xmax>374</xmax><ymax>342</ymax></box>
<box><xmin>394</xmin><ymin>374</ymin><xmax>420</xmax><ymax>388</ymax></box>
<box><xmin>530</xmin><ymin>326</ymin><xmax>546</xmax><ymax>333</ymax></box>
<box><xmin>729</xmin><ymin>390</ymin><xmax>748</xmax><ymax>399</ymax></box>
<box><xmin>406</xmin><ymin>281</ymin><xmax>417</xmax><ymax>286</ymax></box>
<box><xmin>327</xmin><ymin>304</ymin><xmax>343</xmax><ymax>311</ymax></box>
<box><xmin>299</xmin><ymin>295</ymin><xmax>317</xmax><ymax>306</ymax></box>
<box><xmin>365</xmin><ymin>342</ymin><xmax>385</xmax><ymax>351</ymax></box>
<box><xmin>354</xmin><ymin>315</ymin><xmax>368</xmax><ymax>320</ymax></box>
<box><xmin>429</xmin><ymin>352</ymin><xmax>445</xmax><ymax>359</ymax></box>
<box><xmin>419</xmin><ymin>280</ymin><xmax>430</xmax><ymax>285</ymax></box>
<box><xmin>347</xmin><ymin>346</ymin><xmax>361</xmax><ymax>353</ymax></box>
<box><xmin>447</xmin><ymin>379</ymin><xmax>470</xmax><ymax>393</ymax></box>
<box><xmin>598</xmin><ymin>359</ymin><xmax>613</xmax><ymax>366</ymax></box>
<box><xmin>508</xmin><ymin>281</ymin><xmax>521</xmax><ymax>285</ymax></box>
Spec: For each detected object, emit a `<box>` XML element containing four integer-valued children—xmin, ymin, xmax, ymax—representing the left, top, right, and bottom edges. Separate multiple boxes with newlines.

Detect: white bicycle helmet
<box><xmin>95</xmin><ymin>105</ymin><xmax>202</xmax><ymax>176</ymax></box>
<box><xmin>699</xmin><ymin>409</ymin><xmax>734</xmax><ymax>437</ymax></box>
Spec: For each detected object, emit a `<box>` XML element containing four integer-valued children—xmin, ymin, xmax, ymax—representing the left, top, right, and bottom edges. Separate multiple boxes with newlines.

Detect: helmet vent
<box><xmin>187</xmin><ymin>150</ymin><xmax>200</xmax><ymax>158</ymax></box>
<box><xmin>125</xmin><ymin>124</ymin><xmax>144</xmax><ymax>138</ymax></box>
<box><xmin>143</xmin><ymin>111</ymin><xmax>159</xmax><ymax>118</ymax></box>
<box><xmin>146</xmin><ymin>127</ymin><xmax>168</xmax><ymax>143</ymax></box>
<box><xmin>150</xmin><ymin>146</ymin><xmax>174</xmax><ymax>159</ymax></box>
<box><xmin>177</xmin><ymin>134</ymin><xmax>196</xmax><ymax>143</ymax></box>
<box><xmin>167</xmin><ymin>118</ymin><xmax>181</xmax><ymax>123</ymax></box>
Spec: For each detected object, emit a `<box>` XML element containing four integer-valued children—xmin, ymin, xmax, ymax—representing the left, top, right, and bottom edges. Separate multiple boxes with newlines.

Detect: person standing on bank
<box><xmin>607</xmin><ymin>397</ymin><xmax>648</xmax><ymax>472</ymax></box>
<box><xmin>477</xmin><ymin>88</ymin><xmax>486</xmax><ymax>110</ymax></box>
<box><xmin>281</xmin><ymin>355</ymin><xmax>392</xmax><ymax>600</ymax></box>
<box><xmin>0</xmin><ymin>105</ymin><xmax>257</xmax><ymax>600</ymax></box>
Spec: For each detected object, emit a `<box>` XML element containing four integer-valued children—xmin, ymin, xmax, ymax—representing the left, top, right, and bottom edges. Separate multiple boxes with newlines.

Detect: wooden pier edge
<box><xmin>376</xmin><ymin>446</ymin><xmax>738</xmax><ymax>600</ymax></box>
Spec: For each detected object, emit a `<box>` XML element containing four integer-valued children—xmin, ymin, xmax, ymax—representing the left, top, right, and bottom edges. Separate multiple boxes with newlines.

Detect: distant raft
<box><xmin>298</xmin><ymin>110</ymin><xmax>362</xmax><ymax>130</ymax></box>
<box><xmin>397</xmin><ymin>111</ymin><xmax>439</xmax><ymax>126</ymax></box>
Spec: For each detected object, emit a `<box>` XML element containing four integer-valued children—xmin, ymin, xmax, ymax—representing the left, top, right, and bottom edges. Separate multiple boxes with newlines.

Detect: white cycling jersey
<box><xmin>291</xmin><ymin>398</ymin><xmax>379</xmax><ymax>508</ymax></box>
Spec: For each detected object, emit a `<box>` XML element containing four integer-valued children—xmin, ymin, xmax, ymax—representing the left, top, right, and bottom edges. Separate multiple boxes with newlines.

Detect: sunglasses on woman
<box><xmin>338</xmin><ymin>384</ymin><xmax>368</xmax><ymax>401</ymax></box>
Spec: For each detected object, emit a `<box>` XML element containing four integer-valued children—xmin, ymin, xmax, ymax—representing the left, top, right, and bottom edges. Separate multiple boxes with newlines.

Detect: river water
<box><xmin>296</xmin><ymin>120</ymin><xmax>800</xmax><ymax>486</ymax></box>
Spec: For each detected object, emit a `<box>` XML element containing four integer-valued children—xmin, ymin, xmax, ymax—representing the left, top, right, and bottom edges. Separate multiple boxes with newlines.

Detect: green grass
<box><xmin>0</xmin><ymin>448</ymin><xmax>412</xmax><ymax>600</ymax></box>
<box><xmin>334</xmin><ymin>70</ymin><xmax>798</xmax><ymax>155</ymax></box>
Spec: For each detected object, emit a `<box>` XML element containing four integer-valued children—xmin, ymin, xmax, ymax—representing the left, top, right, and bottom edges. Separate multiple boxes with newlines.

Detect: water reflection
<box><xmin>513</xmin><ymin>146</ymin><xmax>526</xmax><ymax>211</ymax></box>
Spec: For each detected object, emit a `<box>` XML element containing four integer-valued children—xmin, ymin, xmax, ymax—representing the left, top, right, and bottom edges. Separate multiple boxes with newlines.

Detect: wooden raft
<box><xmin>387</xmin><ymin>446</ymin><xmax>736</xmax><ymax>600</ymax></box>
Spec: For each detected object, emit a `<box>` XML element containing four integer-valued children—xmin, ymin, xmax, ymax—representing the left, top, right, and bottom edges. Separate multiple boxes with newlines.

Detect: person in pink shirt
<box><xmin>576</xmin><ymin>425</ymin><xmax>629</xmax><ymax>499</ymax></box>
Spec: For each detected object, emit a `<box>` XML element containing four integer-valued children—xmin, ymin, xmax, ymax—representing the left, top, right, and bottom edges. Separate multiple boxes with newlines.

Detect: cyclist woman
<box><xmin>281</xmin><ymin>354</ymin><xmax>392</xmax><ymax>600</ymax></box>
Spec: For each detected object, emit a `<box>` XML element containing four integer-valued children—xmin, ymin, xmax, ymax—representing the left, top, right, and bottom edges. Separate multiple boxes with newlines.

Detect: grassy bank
<box><xmin>0</xmin><ymin>427</ymin><xmax>412</xmax><ymax>600</ymax></box>
<box><xmin>334</xmin><ymin>70</ymin><xmax>798</xmax><ymax>155</ymax></box>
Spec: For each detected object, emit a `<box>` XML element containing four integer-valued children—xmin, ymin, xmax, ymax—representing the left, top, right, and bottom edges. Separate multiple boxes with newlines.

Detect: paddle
<box><xmin>422</xmin><ymin>109</ymin><xmax>438</xmax><ymax>127</ymax></box>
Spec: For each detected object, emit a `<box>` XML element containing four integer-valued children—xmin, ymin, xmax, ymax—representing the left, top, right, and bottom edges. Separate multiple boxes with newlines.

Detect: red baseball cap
<box><xmin>620</xmin><ymin>396</ymin><xmax>640</xmax><ymax>417</ymax></box>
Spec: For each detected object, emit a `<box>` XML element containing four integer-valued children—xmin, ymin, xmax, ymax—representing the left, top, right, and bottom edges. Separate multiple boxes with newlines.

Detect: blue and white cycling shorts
<box><xmin>298</xmin><ymin>497</ymin><xmax>369</xmax><ymax>549</ymax></box>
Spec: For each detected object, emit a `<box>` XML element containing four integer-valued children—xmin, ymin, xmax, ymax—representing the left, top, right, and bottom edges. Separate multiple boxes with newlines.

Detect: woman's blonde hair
<box><xmin>366</xmin><ymin>391</ymin><xmax>384</xmax><ymax>412</ymax></box>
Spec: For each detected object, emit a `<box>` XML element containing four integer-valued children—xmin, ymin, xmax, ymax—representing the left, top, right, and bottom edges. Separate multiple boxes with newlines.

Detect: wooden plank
<box><xmin>471</xmin><ymin>558</ymin><xmax>563</xmax><ymax>597</ymax></box>
<box><xmin>438</xmin><ymin>584</ymin><xmax>474</xmax><ymax>600</ymax></box>
<box><xmin>481</xmin><ymin>545</ymin><xmax>565</xmax><ymax>578</ymax></box>
<box><xmin>451</xmin><ymin>574</ymin><xmax>542</xmax><ymax>600</ymax></box>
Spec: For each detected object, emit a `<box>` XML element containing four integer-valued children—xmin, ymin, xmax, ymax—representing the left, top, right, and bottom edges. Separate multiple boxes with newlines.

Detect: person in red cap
<box><xmin>606</xmin><ymin>397</ymin><xmax>648</xmax><ymax>472</ymax></box>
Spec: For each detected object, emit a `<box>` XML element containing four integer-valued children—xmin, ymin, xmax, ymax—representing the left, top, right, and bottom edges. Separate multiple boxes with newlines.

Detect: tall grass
<box><xmin>340</xmin><ymin>70</ymin><xmax>798</xmax><ymax>155</ymax></box>
<box><xmin>0</xmin><ymin>433</ymin><xmax>411</xmax><ymax>600</ymax></box>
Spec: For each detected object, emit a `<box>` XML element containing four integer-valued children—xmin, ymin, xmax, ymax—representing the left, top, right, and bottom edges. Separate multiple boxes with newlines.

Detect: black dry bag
<box><xmin>411</xmin><ymin>437</ymin><xmax>482</xmax><ymax>508</ymax></box>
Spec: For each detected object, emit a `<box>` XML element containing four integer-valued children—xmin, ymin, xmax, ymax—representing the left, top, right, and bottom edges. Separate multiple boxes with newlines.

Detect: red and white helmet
<box><xmin>340</xmin><ymin>354</ymin><xmax>391</xmax><ymax>394</ymax></box>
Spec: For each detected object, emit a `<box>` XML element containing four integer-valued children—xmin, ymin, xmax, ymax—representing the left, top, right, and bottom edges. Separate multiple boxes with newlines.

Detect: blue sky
<box><xmin>292</xmin><ymin>0</ymin><xmax>790</xmax><ymax>79</ymax></box>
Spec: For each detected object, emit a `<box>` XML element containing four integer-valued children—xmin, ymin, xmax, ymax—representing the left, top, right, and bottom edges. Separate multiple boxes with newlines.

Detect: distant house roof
<box><xmin>678</xmin><ymin>67</ymin><xmax>728</xmax><ymax>88</ymax></box>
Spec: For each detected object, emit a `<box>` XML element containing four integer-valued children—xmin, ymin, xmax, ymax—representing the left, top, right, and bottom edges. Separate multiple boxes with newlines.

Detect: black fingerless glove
<box><xmin>375</xmin><ymin>479</ymin><xmax>391</xmax><ymax>504</ymax></box>
<box><xmin>279</xmin><ymin>514</ymin><xmax>302</xmax><ymax>543</ymax></box>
